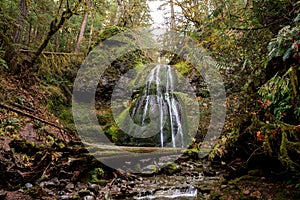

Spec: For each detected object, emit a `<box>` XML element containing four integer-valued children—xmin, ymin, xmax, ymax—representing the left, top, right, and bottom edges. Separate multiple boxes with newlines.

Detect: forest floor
<box><xmin>1</xmin><ymin>75</ymin><xmax>300</xmax><ymax>199</ymax></box>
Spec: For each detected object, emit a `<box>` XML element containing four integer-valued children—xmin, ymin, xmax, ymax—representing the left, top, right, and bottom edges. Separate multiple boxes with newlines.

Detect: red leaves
<box><xmin>256</xmin><ymin>131</ymin><xmax>265</xmax><ymax>141</ymax></box>
<box><xmin>262</xmin><ymin>99</ymin><xmax>272</xmax><ymax>108</ymax></box>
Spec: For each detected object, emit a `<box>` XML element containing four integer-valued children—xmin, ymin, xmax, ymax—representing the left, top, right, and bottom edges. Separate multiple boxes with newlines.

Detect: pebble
<box><xmin>65</xmin><ymin>183</ymin><xmax>75</xmax><ymax>190</ymax></box>
<box><xmin>83</xmin><ymin>195</ymin><xmax>95</xmax><ymax>200</ymax></box>
<box><xmin>58</xmin><ymin>190</ymin><xmax>66</xmax><ymax>195</ymax></box>
<box><xmin>138</xmin><ymin>177</ymin><xmax>143</xmax><ymax>181</ymax></box>
<box><xmin>25</xmin><ymin>183</ymin><xmax>33</xmax><ymax>188</ymax></box>
<box><xmin>59</xmin><ymin>194</ymin><xmax>73</xmax><ymax>200</ymax></box>
<box><xmin>128</xmin><ymin>181</ymin><xmax>136</xmax><ymax>187</ymax></box>
<box><xmin>18</xmin><ymin>189</ymin><xmax>24</xmax><ymax>193</ymax></box>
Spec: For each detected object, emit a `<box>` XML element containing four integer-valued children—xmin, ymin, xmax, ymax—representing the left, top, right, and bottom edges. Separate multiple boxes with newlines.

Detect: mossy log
<box><xmin>258</xmin><ymin>121</ymin><xmax>300</xmax><ymax>171</ymax></box>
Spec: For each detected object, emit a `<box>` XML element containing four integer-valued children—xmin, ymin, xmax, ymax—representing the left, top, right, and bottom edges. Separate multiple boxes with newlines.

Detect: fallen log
<box><xmin>0</xmin><ymin>102</ymin><xmax>65</xmax><ymax>132</ymax></box>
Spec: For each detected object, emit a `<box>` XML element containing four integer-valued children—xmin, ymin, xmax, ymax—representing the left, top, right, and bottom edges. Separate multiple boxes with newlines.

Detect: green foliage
<box><xmin>259</xmin><ymin>20</ymin><xmax>300</xmax><ymax>123</ymax></box>
<box><xmin>251</xmin><ymin>12</ymin><xmax>300</xmax><ymax>171</ymax></box>
<box><xmin>92</xmin><ymin>25</ymin><xmax>131</xmax><ymax>49</ymax></box>
<box><xmin>0</xmin><ymin>117</ymin><xmax>20</xmax><ymax>135</ymax></box>
<box><xmin>258</xmin><ymin>71</ymin><xmax>293</xmax><ymax>120</ymax></box>
<box><xmin>267</xmin><ymin>25</ymin><xmax>300</xmax><ymax>61</ymax></box>
<box><xmin>0</xmin><ymin>57</ymin><xmax>8</xmax><ymax>70</ymax></box>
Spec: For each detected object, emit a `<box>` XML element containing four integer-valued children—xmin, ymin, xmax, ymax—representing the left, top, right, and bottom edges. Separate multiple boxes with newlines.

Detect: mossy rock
<box><xmin>90</xmin><ymin>26</ymin><xmax>130</xmax><ymax>51</ymax></box>
<box><xmin>161</xmin><ymin>162</ymin><xmax>182</xmax><ymax>175</ymax></box>
<box><xmin>183</xmin><ymin>148</ymin><xmax>200</xmax><ymax>160</ymax></box>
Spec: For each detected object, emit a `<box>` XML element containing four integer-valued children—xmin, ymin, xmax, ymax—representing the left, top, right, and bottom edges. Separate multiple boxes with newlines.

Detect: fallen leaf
<box><xmin>242</xmin><ymin>189</ymin><xmax>250</xmax><ymax>195</ymax></box>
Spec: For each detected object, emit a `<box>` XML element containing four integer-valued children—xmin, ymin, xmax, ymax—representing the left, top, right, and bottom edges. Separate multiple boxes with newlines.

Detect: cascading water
<box><xmin>131</xmin><ymin>64</ymin><xmax>185</xmax><ymax>148</ymax></box>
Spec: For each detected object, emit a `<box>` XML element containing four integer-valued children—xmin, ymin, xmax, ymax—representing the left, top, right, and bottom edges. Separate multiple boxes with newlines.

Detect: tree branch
<box><xmin>30</xmin><ymin>0</ymin><xmax>83</xmax><ymax>65</ymax></box>
<box><xmin>0</xmin><ymin>102</ymin><xmax>66</xmax><ymax>132</ymax></box>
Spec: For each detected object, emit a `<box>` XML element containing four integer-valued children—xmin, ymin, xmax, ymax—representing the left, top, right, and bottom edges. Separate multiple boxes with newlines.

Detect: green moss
<box><xmin>24</xmin><ymin>188</ymin><xmax>39</xmax><ymax>198</ymax></box>
<box><xmin>161</xmin><ymin>162</ymin><xmax>182</xmax><ymax>175</ymax></box>
<box><xmin>183</xmin><ymin>148</ymin><xmax>200</xmax><ymax>160</ymax></box>
<box><xmin>97</xmin><ymin>26</ymin><xmax>128</xmax><ymax>43</ymax></box>
<box><xmin>88</xmin><ymin>168</ymin><xmax>105</xmax><ymax>184</ymax></box>
<box><xmin>279</xmin><ymin>131</ymin><xmax>295</xmax><ymax>171</ymax></box>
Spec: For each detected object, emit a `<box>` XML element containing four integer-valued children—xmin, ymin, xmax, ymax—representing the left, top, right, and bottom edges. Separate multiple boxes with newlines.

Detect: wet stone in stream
<box><xmin>7</xmin><ymin>161</ymin><xmax>221</xmax><ymax>200</ymax></box>
<box><xmin>118</xmin><ymin>162</ymin><xmax>222</xmax><ymax>199</ymax></box>
<box><xmin>134</xmin><ymin>185</ymin><xmax>198</xmax><ymax>200</ymax></box>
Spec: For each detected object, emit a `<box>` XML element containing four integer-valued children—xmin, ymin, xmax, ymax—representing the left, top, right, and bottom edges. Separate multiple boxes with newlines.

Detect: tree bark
<box><xmin>31</xmin><ymin>0</ymin><xmax>83</xmax><ymax>66</ymax></box>
<box><xmin>88</xmin><ymin>13</ymin><xmax>94</xmax><ymax>51</ymax></box>
<box><xmin>75</xmin><ymin>0</ymin><xmax>91</xmax><ymax>53</ymax></box>
<box><xmin>170</xmin><ymin>0</ymin><xmax>175</xmax><ymax>29</ymax></box>
<box><xmin>14</xmin><ymin>0</ymin><xmax>28</xmax><ymax>43</ymax></box>
<box><xmin>26</xmin><ymin>22</ymin><xmax>31</xmax><ymax>45</ymax></box>
<box><xmin>55</xmin><ymin>31</ymin><xmax>59</xmax><ymax>52</ymax></box>
<box><xmin>114</xmin><ymin>0</ymin><xmax>123</xmax><ymax>26</ymax></box>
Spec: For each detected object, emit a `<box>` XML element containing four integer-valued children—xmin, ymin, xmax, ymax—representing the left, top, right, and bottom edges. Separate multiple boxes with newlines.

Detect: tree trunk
<box><xmin>75</xmin><ymin>0</ymin><xmax>91</xmax><ymax>53</ymax></box>
<box><xmin>26</xmin><ymin>22</ymin><xmax>31</xmax><ymax>45</ymax></box>
<box><xmin>14</xmin><ymin>0</ymin><xmax>28</xmax><ymax>43</ymax></box>
<box><xmin>55</xmin><ymin>31</ymin><xmax>59</xmax><ymax>52</ymax></box>
<box><xmin>88</xmin><ymin>13</ymin><xmax>94</xmax><ymax>51</ymax></box>
<box><xmin>31</xmin><ymin>0</ymin><xmax>83</xmax><ymax>66</ymax></box>
<box><xmin>5</xmin><ymin>0</ymin><xmax>28</xmax><ymax>73</ymax></box>
<box><xmin>114</xmin><ymin>0</ymin><xmax>123</xmax><ymax>26</ymax></box>
<box><xmin>170</xmin><ymin>0</ymin><xmax>175</xmax><ymax>29</ymax></box>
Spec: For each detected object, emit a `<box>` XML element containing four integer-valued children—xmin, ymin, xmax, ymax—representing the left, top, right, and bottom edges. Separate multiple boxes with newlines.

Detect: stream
<box><xmin>90</xmin><ymin>160</ymin><xmax>221</xmax><ymax>200</ymax></box>
<box><xmin>31</xmin><ymin>159</ymin><xmax>222</xmax><ymax>200</ymax></box>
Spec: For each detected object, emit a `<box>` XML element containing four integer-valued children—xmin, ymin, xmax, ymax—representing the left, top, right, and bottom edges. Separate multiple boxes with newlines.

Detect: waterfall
<box><xmin>133</xmin><ymin>64</ymin><xmax>184</xmax><ymax>148</ymax></box>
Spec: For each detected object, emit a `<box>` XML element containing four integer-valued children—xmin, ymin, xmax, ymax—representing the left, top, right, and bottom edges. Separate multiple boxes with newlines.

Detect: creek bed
<box><xmin>108</xmin><ymin>161</ymin><xmax>222</xmax><ymax>200</ymax></box>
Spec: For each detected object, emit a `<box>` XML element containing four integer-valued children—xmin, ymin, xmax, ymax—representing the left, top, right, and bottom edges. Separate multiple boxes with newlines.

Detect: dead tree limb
<box><xmin>0</xmin><ymin>102</ymin><xmax>66</xmax><ymax>132</ymax></box>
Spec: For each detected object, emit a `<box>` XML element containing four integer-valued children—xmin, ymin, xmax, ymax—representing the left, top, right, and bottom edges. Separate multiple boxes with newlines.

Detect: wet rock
<box><xmin>120</xmin><ymin>184</ymin><xmax>127</xmax><ymax>193</ymax></box>
<box><xmin>41</xmin><ymin>177</ymin><xmax>60</xmax><ymax>188</ymax></box>
<box><xmin>128</xmin><ymin>181</ymin><xmax>136</xmax><ymax>188</ymax></box>
<box><xmin>59</xmin><ymin>194</ymin><xmax>73</xmax><ymax>200</ymax></box>
<box><xmin>25</xmin><ymin>183</ymin><xmax>33</xmax><ymax>188</ymax></box>
<box><xmin>161</xmin><ymin>162</ymin><xmax>182</xmax><ymax>175</ymax></box>
<box><xmin>137</xmin><ymin>177</ymin><xmax>143</xmax><ymax>182</ymax></box>
<box><xmin>88</xmin><ymin>184</ymin><xmax>101</xmax><ymax>194</ymax></box>
<box><xmin>114</xmin><ymin>177</ymin><xmax>122</xmax><ymax>184</ymax></box>
<box><xmin>83</xmin><ymin>195</ymin><xmax>95</xmax><ymax>200</ymax></box>
<box><xmin>141</xmin><ymin>165</ymin><xmax>158</xmax><ymax>175</ymax></box>
<box><xmin>203</xmin><ymin>169</ymin><xmax>217</xmax><ymax>177</ymax></box>
<box><xmin>18</xmin><ymin>189</ymin><xmax>24</xmax><ymax>193</ymax></box>
<box><xmin>58</xmin><ymin>190</ymin><xmax>66</xmax><ymax>195</ymax></box>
